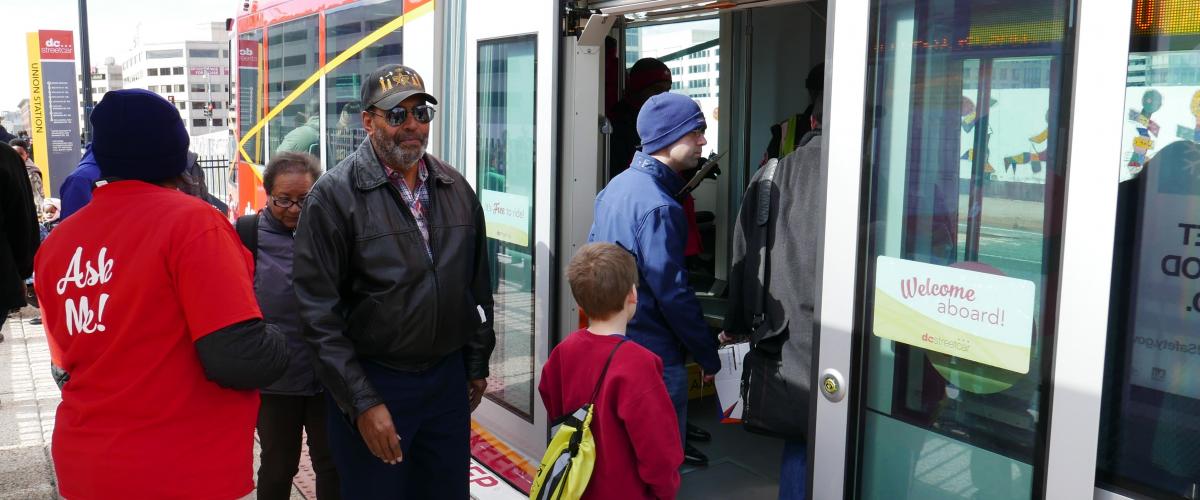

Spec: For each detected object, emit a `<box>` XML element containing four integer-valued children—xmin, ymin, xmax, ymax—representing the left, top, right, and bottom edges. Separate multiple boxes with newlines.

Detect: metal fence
<box><xmin>197</xmin><ymin>156</ymin><xmax>233</xmax><ymax>207</ymax></box>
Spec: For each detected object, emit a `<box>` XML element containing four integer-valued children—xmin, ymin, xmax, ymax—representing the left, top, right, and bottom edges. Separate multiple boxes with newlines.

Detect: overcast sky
<box><xmin>0</xmin><ymin>0</ymin><xmax>231</xmax><ymax>113</ymax></box>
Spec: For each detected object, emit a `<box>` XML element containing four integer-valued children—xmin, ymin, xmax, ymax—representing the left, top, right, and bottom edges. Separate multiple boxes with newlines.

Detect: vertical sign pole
<box><xmin>78</xmin><ymin>0</ymin><xmax>93</xmax><ymax>142</ymax></box>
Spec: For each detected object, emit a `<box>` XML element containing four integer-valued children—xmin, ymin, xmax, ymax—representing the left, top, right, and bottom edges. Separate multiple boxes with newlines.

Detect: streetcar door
<box><xmin>812</xmin><ymin>0</ymin><xmax>1136</xmax><ymax>498</ymax></box>
<box><xmin>461</xmin><ymin>0</ymin><xmax>558</xmax><ymax>463</ymax></box>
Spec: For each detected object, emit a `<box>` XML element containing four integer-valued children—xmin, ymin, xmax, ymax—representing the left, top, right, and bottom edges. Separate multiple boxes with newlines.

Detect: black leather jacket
<box><xmin>293</xmin><ymin>139</ymin><xmax>496</xmax><ymax>420</ymax></box>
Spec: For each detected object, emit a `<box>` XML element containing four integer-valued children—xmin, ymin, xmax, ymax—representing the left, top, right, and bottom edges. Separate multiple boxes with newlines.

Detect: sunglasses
<box><xmin>369</xmin><ymin>104</ymin><xmax>436</xmax><ymax>126</ymax></box>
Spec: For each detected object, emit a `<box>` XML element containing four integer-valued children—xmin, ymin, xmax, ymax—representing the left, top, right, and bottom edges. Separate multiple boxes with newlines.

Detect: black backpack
<box><xmin>235</xmin><ymin>214</ymin><xmax>259</xmax><ymax>259</ymax></box>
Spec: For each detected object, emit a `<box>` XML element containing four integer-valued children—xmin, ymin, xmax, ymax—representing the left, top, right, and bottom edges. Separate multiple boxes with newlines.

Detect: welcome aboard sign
<box><xmin>873</xmin><ymin>256</ymin><xmax>1036</xmax><ymax>374</ymax></box>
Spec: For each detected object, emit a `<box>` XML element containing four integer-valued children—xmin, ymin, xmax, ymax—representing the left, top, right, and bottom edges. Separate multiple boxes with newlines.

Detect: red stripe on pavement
<box><xmin>470</xmin><ymin>421</ymin><xmax>535</xmax><ymax>494</ymax></box>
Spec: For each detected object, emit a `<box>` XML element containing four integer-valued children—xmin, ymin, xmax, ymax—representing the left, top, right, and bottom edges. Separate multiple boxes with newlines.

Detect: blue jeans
<box><xmin>325</xmin><ymin>352</ymin><xmax>470</xmax><ymax>499</ymax></box>
<box><xmin>779</xmin><ymin>440</ymin><xmax>807</xmax><ymax>499</ymax></box>
<box><xmin>662</xmin><ymin>363</ymin><xmax>688</xmax><ymax>449</ymax></box>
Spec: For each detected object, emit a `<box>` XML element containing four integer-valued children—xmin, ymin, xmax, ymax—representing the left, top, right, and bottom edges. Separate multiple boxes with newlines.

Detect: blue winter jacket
<box><xmin>60</xmin><ymin>146</ymin><xmax>100</xmax><ymax>220</ymax></box>
<box><xmin>588</xmin><ymin>151</ymin><xmax>720</xmax><ymax>373</ymax></box>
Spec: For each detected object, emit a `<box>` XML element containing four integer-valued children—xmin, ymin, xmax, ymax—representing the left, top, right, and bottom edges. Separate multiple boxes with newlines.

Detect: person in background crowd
<box><xmin>41</xmin><ymin>198</ymin><xmax>61</xmax><ymax>228</ymax></box>
<box><xmin>235</xmin><ymin>152</ymin><xmax>340</xmax><ymax>499</ymax></box>
<box><xmin>33</xmin><ymin>89</ymin><xmax>288</xmax><ymax>499</ymax></box>
<box><xmin>725</xmin><ymin>97</ymin><xmax>826</xmax><ymax>500</ymax></box>
<box><xmin>181</xmin><ymin>151</ymin><xmax>231</xmax><ymax>214</ymax></box>
<box><xmin>541</xmin><ymin>242</ymin><xmax>683</xmax><ymax>499</ymax></box>
<box><xmin>0</xmin><ymin>124</ymin><xmax>16</xmax><ymax>144</ymax></box>
<box><xmin>607</xmin><ymin>57</ymin><xmax>673</xmax><ymax>180</ymax></box>
<box><xmin>59</xmin><ymin>144</ymin><xmax>100</xmax><ymax>220</ymax></box>
<box><xmin>293</xmin><ymin>64</ymin><xmax>495</xmax><ymax>499</ymax></box>
<box><xmin>0</xmin><ymin>143</ymin><xmax>39</xmax><ymax>344</ymax></box>
<box><xmin>763</xmin><ymin>64</ymin><xmax>824</xmax><ymax>163</ymax></box>
<box><xmin>22</xmin><ymin>198</ymin><xmax>64</xmax><ymax>328</ymax></box>
<box><xmin>10</xmin><ymin>139</ymin><xmax>44</xmax><ymax>220</ymax></box>
<box><xmin>588</xmin><ymin>92</ymin><xmax>721</xmax><ymax>468</ymax></box>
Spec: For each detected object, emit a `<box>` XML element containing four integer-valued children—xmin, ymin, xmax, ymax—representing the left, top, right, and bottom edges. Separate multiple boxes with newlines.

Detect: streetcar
<box><xmin>230</xmin><ymin>1</ymin><xmax>1200</xmax><ymax>498</ymax></box>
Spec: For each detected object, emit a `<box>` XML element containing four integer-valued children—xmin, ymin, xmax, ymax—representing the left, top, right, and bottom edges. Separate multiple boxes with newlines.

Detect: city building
<box><xmin>3</xmin><ymin>105</ymin><xmax>26</xmax><ymax>137</ymax></box>
<box><xmin>120</xmin><ymin>22</ymin><xmax>231</xmax><ymax>137</ymax></box>
<box><xmin>79</xmin><ymin>57</ymin><xmax>124</xmax><ymax>104</ymax></box>
<box><xmin>78</xmin><ymin>57</ymin><xmax>124</xmax><ymax>135</ymax></box>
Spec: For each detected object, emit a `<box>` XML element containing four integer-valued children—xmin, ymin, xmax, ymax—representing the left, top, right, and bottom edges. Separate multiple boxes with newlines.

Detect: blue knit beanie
<box><xmin>91</xmin><ymin>89</ymin><xmax>190</xmax><ymax>182</ymax></box>
<box><xmin>637</xmin><ymin>93</ymin><xmax>706</xmax><ymax>155</ymax></box>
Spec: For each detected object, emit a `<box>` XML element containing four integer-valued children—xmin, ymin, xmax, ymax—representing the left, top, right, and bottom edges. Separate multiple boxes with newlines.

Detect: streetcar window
<box><xmin>189</xmin><ymin>48</ymin><xmax>220</xmax><ymax>59</ymax></box>
<box><xmin>323</xmin><ymin>1</ymin><xmax>405</xmax><ymax>168</ymax></box>
<box><xmin>1098</xmin><ymin>1</ymin><xmax>1200</xmax><ymax>497</ymax></box>
<box><xmin>266</xmin><ymin>15</ymin><xmax>321</xmax><ymax>159</ymax></box>
<box><xmin>147</xmin><ymin>49</ymin><xmax>182</xmax><ymax>59</ymax></box>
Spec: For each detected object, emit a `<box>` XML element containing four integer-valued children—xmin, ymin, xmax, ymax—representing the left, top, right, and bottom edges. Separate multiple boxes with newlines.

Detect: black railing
<box><xmin>197</xmin><ymin>156</ymin><xmax>233</xmax><ymax>205</ymax></box>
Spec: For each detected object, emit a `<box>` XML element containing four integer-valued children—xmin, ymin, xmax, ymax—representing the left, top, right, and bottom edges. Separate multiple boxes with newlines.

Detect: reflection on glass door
<box><xmin>477</xmin><ymin>36</ymin><xmax>537</xmax><ymax>421</ymax></box>
<box><xmin>1099</xmin><ymin>2</ymin><xmax>1200</xmax><ymax>497</ymax></box>
<box><xmin>266</xmin><ymin>15</ymin><xmax>320</xmax><ymax>158</ymax></box>
<box><xmin>854</xmin><ymin>0</ymin><xmax>1074</xmax><ymax>498</ymax></box>
<box><xmin>324</xmin><ymin>1</ymin><xmax>405</xmax><ymax>168</ymax></box>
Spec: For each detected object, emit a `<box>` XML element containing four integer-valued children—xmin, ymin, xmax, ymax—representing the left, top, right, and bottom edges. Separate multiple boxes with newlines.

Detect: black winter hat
<box><xmin>91</xmin><ymin>89</ymin><xmax>190</xmax><ymax>182</ymax></box>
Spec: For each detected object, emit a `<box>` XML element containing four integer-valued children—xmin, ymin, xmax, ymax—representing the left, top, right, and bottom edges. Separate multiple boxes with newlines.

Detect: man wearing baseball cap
<box><xmin>588</xmin><ymin>92</ymin><xmax>722</xmax><ymax>468</ymax></box>
<box><xmin>33</xmin><ymin>88</ymin><xmax>288</xmax><ymax>499</ymax></box>
<box><xmin>293</xmin><ymin>64</ymin><xmax>495</xmax><ymax>498</ymax></box>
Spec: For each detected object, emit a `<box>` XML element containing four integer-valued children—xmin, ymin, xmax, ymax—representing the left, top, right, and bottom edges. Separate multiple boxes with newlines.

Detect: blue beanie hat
<box><xmin>91</xmin><ymin>89</ymin><xmax>190</xmax><ymax>182</ymax></box>
<box><xmin>637</xmin><ymin>93</ymin><xmax>706</xmax><ymax>155</ymax></box>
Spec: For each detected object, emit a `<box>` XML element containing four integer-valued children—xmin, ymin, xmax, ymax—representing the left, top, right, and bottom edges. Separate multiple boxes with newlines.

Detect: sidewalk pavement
<box><xmin>0</xmin><ymin>307</ymin><xmax>305</xmax><ymax>500</ymax></box>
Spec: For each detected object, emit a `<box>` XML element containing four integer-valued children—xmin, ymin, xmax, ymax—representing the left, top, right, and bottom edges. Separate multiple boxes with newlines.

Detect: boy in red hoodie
<box><xmin>539</xmin><ymin>242</ymin><xmax>683</xmax><ymax>499</ymax></box>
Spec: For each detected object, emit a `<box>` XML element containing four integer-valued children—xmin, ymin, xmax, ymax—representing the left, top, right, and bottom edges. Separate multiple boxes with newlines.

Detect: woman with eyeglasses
<box><xmin>234</xmin><ymin>152</ymin><xmax>341</xmax><ymax>499</ymax></box>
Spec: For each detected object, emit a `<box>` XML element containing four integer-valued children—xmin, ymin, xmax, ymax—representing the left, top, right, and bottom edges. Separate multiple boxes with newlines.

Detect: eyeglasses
<box><xmin>369</xmin><ymin>104</ymin><xmax>436</xmax><ymax>126</ymax></box>
<box><xmin>270</xmin><ymin>196</ymin><xmax>306</xmax><ymax>209</ymax></box>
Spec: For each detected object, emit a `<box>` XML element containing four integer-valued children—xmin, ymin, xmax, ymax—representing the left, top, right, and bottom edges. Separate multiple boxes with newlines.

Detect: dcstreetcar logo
<box><xmin>37</xmin><ymin>30</ymin><xmax>75</xmax><ymax>60</ymax></box>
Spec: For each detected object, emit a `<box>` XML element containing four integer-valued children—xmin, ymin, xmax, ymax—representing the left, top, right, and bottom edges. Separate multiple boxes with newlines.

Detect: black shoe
<box><xmin>29</xmin><ymin>317</ymin><xmax>41</xmax><ymax>325</ymax></box>
<box><xmin>683</xmin><ymin>443</ymin><xmax>708</xmax><ymax>467</ymax></box>
<box><xmin>686</xmin><ymin>423</ymin><xmax>711</xmax><ymax>442</ymax></box>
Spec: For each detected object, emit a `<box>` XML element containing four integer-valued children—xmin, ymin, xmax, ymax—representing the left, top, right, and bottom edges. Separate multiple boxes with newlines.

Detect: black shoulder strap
<box><xmin>588</xmin><ymin>338</ymin><xmax>629</xmax><ymax>404</ymax></box>
<box><xmin>235</xmin><ymin>214</ymin><xmax>259</xmax><ymax>259</ymax></box>
<box><xmin>752</xmin><ymin>159</ymin><xmax>780</xmax><ymax>330</ymax></box>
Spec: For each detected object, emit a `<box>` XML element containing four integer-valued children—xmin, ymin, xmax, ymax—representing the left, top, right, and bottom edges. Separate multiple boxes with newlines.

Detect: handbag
<box><xmin>739</xmin><ymin>158</ymin><xmax>807</xmax><ymax>440</ymax></box>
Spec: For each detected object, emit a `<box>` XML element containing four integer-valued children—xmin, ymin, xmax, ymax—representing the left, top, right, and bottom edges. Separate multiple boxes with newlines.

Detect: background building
<box><xmin>120</xmin><ymin>22</ymin><xmax>231</xmax><ymax>138</ymax></box>
<box><xmin>79</xmin><ymin>57</ymin><xmax>124</xmax><ymax>135</ymax></box>
<box><xmin>3</xmin><ymin>105</ymin><xmax>26</xmax><ymax>136</ymax></box>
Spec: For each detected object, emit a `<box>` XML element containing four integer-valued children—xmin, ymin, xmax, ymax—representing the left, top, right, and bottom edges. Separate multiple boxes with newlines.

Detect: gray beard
<box><xmin>371</xmin><ymin>128</ymin><xmax>427</xmax><ymax>171</ymax></box>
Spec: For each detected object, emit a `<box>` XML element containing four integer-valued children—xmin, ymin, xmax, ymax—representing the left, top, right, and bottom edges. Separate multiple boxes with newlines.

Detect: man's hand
<box><xmin>356</xmin><ymin>404</ymin><xmax>402</xmax><ymax>465</ymax></box>
<box><xmin>468</xmin><ymin>379</ymin><xmax>488</xmax><ymax>412</ymax></box>
<box><xmin>717</xmin><ymin>331</ymin><xmax>735</xmax><ymax>345</ymax></box>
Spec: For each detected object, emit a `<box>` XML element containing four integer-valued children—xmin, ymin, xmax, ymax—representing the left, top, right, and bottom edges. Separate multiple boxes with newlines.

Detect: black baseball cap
<box><xmin>361</xmin><ymin>64</ymin><xmax>438</xmax><ymax>110</ymax></box>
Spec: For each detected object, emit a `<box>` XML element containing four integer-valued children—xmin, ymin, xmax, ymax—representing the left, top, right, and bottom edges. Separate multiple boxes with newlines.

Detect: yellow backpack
<box><xmin>529</xmin><ymin>339</ymin><xmax>627</xmax><ymax>500</ymax></box>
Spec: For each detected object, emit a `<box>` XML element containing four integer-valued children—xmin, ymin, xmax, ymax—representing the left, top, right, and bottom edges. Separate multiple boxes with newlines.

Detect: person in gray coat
<box><xmin>723</xmin><ymin>98</ymin><xmax>824</xmax><ymax>500</ymax></box>
<box><xmin>237</xmin><ymin>152</ymin><xmax>341</xmax><ymax>499</ymax></box>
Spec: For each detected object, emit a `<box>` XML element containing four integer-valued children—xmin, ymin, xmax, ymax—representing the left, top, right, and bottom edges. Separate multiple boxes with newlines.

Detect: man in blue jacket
<box><xmin>588</xmin><ymin>92</ymin><xmax>720</xmax><ymax>467</ymax></box>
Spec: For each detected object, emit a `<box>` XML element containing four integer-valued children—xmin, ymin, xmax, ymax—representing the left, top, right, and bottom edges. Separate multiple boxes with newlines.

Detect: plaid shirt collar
<box><xmin>384</xmin><ymin>158</ymin><xmax>429</xmax><ymax>190</ymax></box>
<box><xmin>384</xmin><ymin>159</ymin><xmax>433</xmax><ymax>259</ymax></box>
